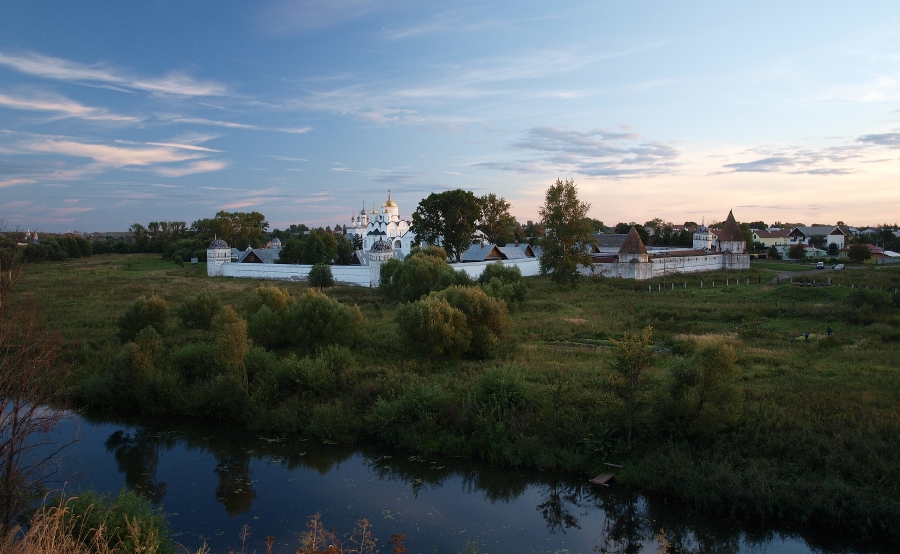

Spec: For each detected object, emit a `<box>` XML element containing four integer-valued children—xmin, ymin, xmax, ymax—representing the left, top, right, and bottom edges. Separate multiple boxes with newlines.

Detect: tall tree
<box><xmin>610</xmin><ymin>326</ymin><xmax>653</xmax><ymax>446</ymax></box>
<box><xmin>478</xmin><ymin>193</ymin><xmax>518</xmax><ymax>245</ymax></box>
<box><xmin>411</xmin><ymin>189</ymin><xmax>481</xmax><ymax>262</ymax></box>
<box><xmin>538</xmin><ymin>178</ymin><xmax>593</xmax><ymax>286</ymax></box>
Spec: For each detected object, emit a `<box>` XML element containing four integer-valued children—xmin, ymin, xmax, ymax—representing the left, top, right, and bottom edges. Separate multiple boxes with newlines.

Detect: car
<box><xmin>832</xmin><ymin>263</ymin><xmax>844</xmax><ymax>270</ymax></box>
<box><xmin>816</xmin><ymin>261</ymin><xmax>824</xmax><ymax>269</ymax></box>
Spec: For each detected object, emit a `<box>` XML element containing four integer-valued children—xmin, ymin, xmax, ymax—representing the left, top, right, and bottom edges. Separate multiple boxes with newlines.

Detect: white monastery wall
<box><xmin>217</xmin><ymin>257</ymin><xmax>540</xmax><ymax>286</ymax></box>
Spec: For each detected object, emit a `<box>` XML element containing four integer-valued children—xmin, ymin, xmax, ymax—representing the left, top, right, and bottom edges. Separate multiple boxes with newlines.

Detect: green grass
<box><xmin>13</xmin><ymin>253</ymin><xmax>900</xmax><ymax>543</ymax></box>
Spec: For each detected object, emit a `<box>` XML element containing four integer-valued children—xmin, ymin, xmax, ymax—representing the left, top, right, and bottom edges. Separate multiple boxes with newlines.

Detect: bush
<box><xmin>433</xmin><ymin>285</ymin><xmax>509</xmax><ymax>358</ymax></box>
<box><xmin>308</xmin><ymin>263</ymin><xmax>335</xmax><ymax>289</ymax></box>
<box><xmin>284</xmin><ymin>290</ymin><xmax>363</xmax><ymax>354</ymax></box>
<box><xmin>396</xmin><ymin>297</ymin><xmax>470</xmax><ymax>359</ymax></box>
<box><xmin>380</xmin><ymin>248</ymin><xmax>473</xmax><ymax>302</ymax></box>
<box><xmin>176</xmin><ymin>290</ymin><xmax>222</xmax><ymax>330</ymax></box>
<box><xmin>248</xmin><ymin>304</ymin><xmax>287</xmax><ymax>350</ymax></box>
<box><xmin>170</xmin><ymin>342</ymin><xmax>221</xmax><ymax>383</ymax></box>
<box><xmin>244</xmin><ymin>284</ymin><xmax>293</xmax><ymax>315</ymax></box>
<box><xmin>478</xmin><ymin>262</ymin><xmax>527</xmax><ymax>306</ymax></box>
<box><xmin>63</xmin><ymin>489</ymin><xmax>175</xmax><ymax>554</ymax></box>
<box><xmin>118</xmin><ymin>295</ymin><xmax>168</xmax><ymax>342</ymax></box>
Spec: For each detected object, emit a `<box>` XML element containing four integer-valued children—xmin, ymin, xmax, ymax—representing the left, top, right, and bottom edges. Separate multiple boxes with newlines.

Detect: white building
<box><xmin>345</xmin><ymin>191</ymin><xmax>416</xmax><ymax>258</ymax></box>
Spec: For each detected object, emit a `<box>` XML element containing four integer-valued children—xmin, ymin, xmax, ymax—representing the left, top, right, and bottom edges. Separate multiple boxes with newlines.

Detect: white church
<box><xmin>345</xmin><ymin>191</ymin><xmax>418</xmax><ymax>264</ymax></box>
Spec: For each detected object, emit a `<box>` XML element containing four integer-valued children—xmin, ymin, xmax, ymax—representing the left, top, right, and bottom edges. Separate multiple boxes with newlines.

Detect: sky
<box><xmin>1</xmin><ymin>0</ymin><xmax>899</xmax><ymax>233</ymax></box>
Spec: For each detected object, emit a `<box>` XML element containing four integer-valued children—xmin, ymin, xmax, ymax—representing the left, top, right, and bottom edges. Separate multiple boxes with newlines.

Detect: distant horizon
<box><xmin>2</xmin><ymin>2</ymin><xmax>898</xmax><ymax>232</ymax></box>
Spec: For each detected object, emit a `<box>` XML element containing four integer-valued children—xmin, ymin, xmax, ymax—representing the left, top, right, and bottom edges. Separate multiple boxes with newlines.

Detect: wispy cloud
<box><xmin>0</xmin><ymin>51</ymin><xmax>228</xmax><ymax>97</ymax></box>
<box><xmin>475</xmin><ymin>126</ymin><xmax>680</xmax><ymax>178</ymax></box>
<box><xmin>0</xmin><ymin>92</ymin><xmax>141</xmax><ymax>122</ymax></box>
<box><xmin>857</xmin><ymin>132</ymin><xmax>900</xmax><ymax>147</ymax></box>
<box><xmin>155</xmin><ymin>160</ymin><xmax>231</xmax><ymax>177</ymax></box>
<box><xmin>156</xmin><ymin>114</ymin><xmax>312</xmax><ymax>134</ymax></box>
<box><xmin>26</xmin><ymin>139</ymin><xmax>204</xmax><ymax>167</ymax></box>
<box><xmin>0</xmin><ymin>178</ymin><xmax>35</xmax><ymax>188</ymax></box>
<box><xmin>259</xmin><ymin>0</ymin><xmax>382</xmax><ymax>35</ymax></box>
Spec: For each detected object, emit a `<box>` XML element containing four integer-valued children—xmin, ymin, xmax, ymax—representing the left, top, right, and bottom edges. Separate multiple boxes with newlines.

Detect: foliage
<box><xmin>191</xmin><ymin>211</ymin><xmax>268</xmax><ymax>250</ymax></box>
<box><xmin>334</xmin><ymin>234</ymin><xmax>354</xmax><ymax>265</ymax></box>
<box><xmin>20</xmin><ymin>234</ymin><xmax>92</xmax><ymax>263</ymax></box>
<box><xmin>766</xmin><ymin>245</ymin><xmax>781</xmax><ymax>260</ymax></box>
<box><xmin>610</xmin><ymin>326</ymin><xmax>654</xmax><ymax>445</ymax></box>
<box><xmin>788</xmin><ymin>243</ymin><xmax>807</xmax><ymax>261</ymax></box>
<box><xmin>301</xmin><ymin>229</ymin><xmax>338</xmax><ymax>265</ymax></box>
<box><xmin>411</xmin><ymin>189</ymin><xmax>482</xmax><ymax>262</ymax></box>
<box><xmin>117</xmin><ymin>295</ymin><xmax>168</xmax><ymax>342</ymax></box>
<box><xmin>62</xmin><ymin>489</ymin><xmax>175</xmax><ymax>554</ymax></box>
<box><xmin>433</xmin><ymin>286</ymin><xmax>509</xmax><ymax>358</ymax></box>
<box><xmin>478</xmin><ymin>193</ymin><xmax>518</xmax><ymax>245</ymax></box>
<box><xmin>477</xmin><ymin>262</ymin><xmax>527</xmax><ymax>306</ymax></box>
<box><xmin>396</xmin><ymin>297</ymin><xmax>470</xmax><ymax>359</ymax></box>
<box><xmin>284</xmin><ymin>291</ymin><xmax>363</xmax><ymax>354</ymax></box>
<box><xmin>176</xmin><ymin>290</ymin><xmax>222</xmax><ymax>330</ymax></box>
<box><xmin>244</xmin><ymin>284</ymin><xmax>293</xmax><ymax>316</ymax></box>
<box><xmin>539</xmin><ymin>178</ymin><xmax>593</xmax><ymax>286</ymax></box>
<box><xmin>847</xmin><ymin>242</ymin><xmax>872</xmax><ymax>263</ymax></box>
<box><xmin>277</xmin><ymin>238</ymin><xmax>304</xmax><ymax>264</ymax></box>
<box><xmin>214</xmin><ymin>306</ymin><xmax>252</xmax><ymax>395</ymax></box>
<box><xmin>308</xmin><ymin>263</ymin><xmax>335</xmax><ymax>289</ymax></box>
<box><xmin>657</xmin><ymin>341</ymin><xmax>742</xmax><ymax>437</ymax></box>
<box><xmin>379</xmin><ymin>247</ymin><xmax>472</xmax><ymax>302</ymax></box>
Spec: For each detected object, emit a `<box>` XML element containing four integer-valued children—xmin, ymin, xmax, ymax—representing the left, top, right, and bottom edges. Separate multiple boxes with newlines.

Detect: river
<box><xmin>42</xmin><ymin>413</ymin><xmax>888</xmax><ymax>554</ymax></box>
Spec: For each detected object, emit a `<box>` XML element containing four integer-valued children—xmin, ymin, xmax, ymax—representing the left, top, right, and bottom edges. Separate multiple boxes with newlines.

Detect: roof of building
<box><xmin>209</xmin><ymin>238</ymin><xmax>229</xmax><ymax>248</ymax></box>
<box><xmin>382</xmin><ymin>191</ymin><xmax>398</xmax><ymax>209</ymax></box>
<box><xmin>594</xmin><ymin>233</ymin><xmax>628</xmax><ymax>247</ymax></box>
<box><xmin>237</xmin><ymin>247</ymin><xmax>280</xmax><ymax>264</ymax></box>
<box><xmin>370</xmin><ymin>238</ymin><xmax>393</xmax><ymax>253</ymax></box>
<box><xmin>753</xmin><ymin>229</ymin><xmax>790</xmax><ymax>239</ymax></box>
<box><xmin>796</xmin><ymin>226</ymin><xmax>848</xmax><ymax>237</ymax></box>
<box><xmin>718</xmin><ymin>210</ymin><xmax>745</xmax><ymax>242</ymax></box>
<box><xmin>497</xmin><ymin>243</ymin><xmax>535</xmax><ymax>259</ymax></box>
<box><xmin>461</xmin><ymin>243</ymin><xmax>504</xmax><ymax>262</ymax></box>
<box><xmin>619</xmin><ymin>226</ymin><xmax>647</xmax><ymax>255</ymax></box>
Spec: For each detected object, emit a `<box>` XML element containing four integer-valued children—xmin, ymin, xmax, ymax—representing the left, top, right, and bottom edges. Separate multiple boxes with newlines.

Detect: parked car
<box><xmin>832</xmin><ymin>263</ymin><xmax>844</xmax><ymax>270</ymax></box>
<box><xmin>816</xmin><ymin>261</ymin><xmax>824</xmax><ymax>269</ymax></box>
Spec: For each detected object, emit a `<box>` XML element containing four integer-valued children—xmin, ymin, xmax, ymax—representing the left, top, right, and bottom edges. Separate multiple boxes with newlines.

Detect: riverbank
<box><xmin>13</xmin><ymin>254</ymin><xmax>900</xmax><ymax>545</ymax></box>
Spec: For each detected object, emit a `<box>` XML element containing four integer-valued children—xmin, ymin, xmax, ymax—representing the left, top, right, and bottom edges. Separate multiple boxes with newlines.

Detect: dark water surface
<box><xmin>47</xmin><ymin>413</ymin><xmax>888</xmax><ymax>554</ymax></box>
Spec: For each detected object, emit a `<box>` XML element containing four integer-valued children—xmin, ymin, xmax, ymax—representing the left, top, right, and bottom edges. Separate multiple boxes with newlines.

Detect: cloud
<box><xmin>477</xmin><ymin>126</ymin><xmax>680</xmax><ymax>178</ymax></box>
<box><xmin>155</xmin><ymin>159</ymin><xmax>231</xmax><ymax>177</ymax></box>
<box><xmin>0</xmin><ymin>178</ymin><xmax>35</xmax><ymax>188</ymax></box>
<box><xmin>857</xmin><ymin>132</ymin><xmax>900</xmax><ymax>148</ymax></box>
<box><xmin>259</xmin><ymin>0</ymin><xmax>382</xmax><ymax>35</ymax></box>
<box><xmin>0</xmin><ymin>51</ymin><xmax>227</xmax><ymax>97</ymax></box>
<box><xmin>156</xmin><ymin>114</ymin><xmax>312</xmax><ymax>134</ymax></box>
<box><xmin>0</xmin><ymin>92</ymin><xmax>141</xmax><ymax>122</ymax></box>
<box><xmin>26</xmin><ymin>139</ymin><xmax>204</xmax><ymax>167</ymax></box>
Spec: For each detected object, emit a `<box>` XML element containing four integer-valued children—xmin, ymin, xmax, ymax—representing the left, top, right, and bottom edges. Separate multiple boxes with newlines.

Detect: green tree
<box><xmin>788</xmin><ymin>243</ymin><xmax>807</xmax><ymax>261</ymax></box>
<box><xmin>334</xmin><ymin>233</ymin><xmax>354</xmax><ymax>265</ymax></box>
<box><xmin>176</xmin><ymin>290</ymin><xmax>222</xmax><ymax>330</ymax></box>
<box><xmin>610</xmin><ymin>326</ymin><xmax>653</xmax><ymax>445</ymax></box>
<box><xmin>378</xmin><ymin>247</ymin><xmax>473</xmax><ymax>302</ymax></box>
<box><xmin>538</xmin><ymin>178</ymin><xmax>593</xmax><ymax>286</ymax></box>
<box><xmin>118</xmin><ymin>295</ymin><xmax>168</xmax><ymax>342</ymax></box>
<box><xmin>214</xmin><ymin>305</ymin><xmax>252</xmax><ymax>395</ymax></box>
<box><xmin>767</xmin><ymin>245</ymin><xmax>781</xmax><ymax>260</ymax></box>
<box><xmin>411</xmin><ymin>189</ymin><xmax>482</xmax><ymax>262</ymax></box>
<box><xmin>433</xmin><ymin>285</ymin><xmax>509</xmax><ymax>358</ymax></box>
<box><xmin>478</xmin><ymin>193</ymin><xmax>518</xmax><ymax>245</ymax></box>
<box><xmin>284</xmin><ymin>291</ymin><xmax>363</xmax><ymax>354</ymax></box>
<box><xmin>396</xmin><ymin>297</ymin><xmax>470</xmax><ymax>359</ymax></box>
<box><xmin>277</xmin><ymin>238</ymin><xmax>304</xmax><ymax>264</ymax></box>
<box><xmin>847</xmin><ymin>242</ymin><xmax>872</xmax><ymax>263</ymax></box>
<box><xmin>302</xmin><ymin>228</ymin><xmax>338</xmax><ymax>265</ymax></box>
<box><xmin>308</xmin><ymin>263</ymin><xmax>335</xmax><ymax>289</ymax></box>
<box><xmin>660</xmin><ymin>342</ymin><xmax>741</xmax><ymax>437</ymax></box>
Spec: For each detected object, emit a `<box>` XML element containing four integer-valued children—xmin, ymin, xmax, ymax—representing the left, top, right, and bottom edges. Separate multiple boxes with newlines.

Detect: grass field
<box><xmin>12</xmin><ymin>253</ymin><xmax>900</xmax><ymax>543</ymax></box>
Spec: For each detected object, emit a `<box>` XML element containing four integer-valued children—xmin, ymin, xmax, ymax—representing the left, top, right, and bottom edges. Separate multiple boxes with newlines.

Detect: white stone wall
<box><xmin>215</xmin><ymin>257</ymin><xmax>541</xmax><ymax>286</ymax></box>
<box><xmin>583</xmin><ymin>252</ymin><xmax>750</xmax><ymax>280</ymax></box>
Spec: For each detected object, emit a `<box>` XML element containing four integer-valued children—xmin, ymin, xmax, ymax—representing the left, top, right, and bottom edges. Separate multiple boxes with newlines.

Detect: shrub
<box><xmin>308</xmin><ymin>263</ymin><xmax>335</xmax><ymax>289</ymax></box>
<box><xmin>433</xmin><ymin>285</ymin><xmax>509</xmax><ymax>358</ymax></box>
<box><xmin>284</xmin><ymin>290</ymin><xmax>363</xmax><ymax>354</ymax></box>
<box><xmin>170</xmin><ymin>342</ymin><xmax>220</xmax><ymax>383</ymax></box>
<box><xmin>63</xmin><ymin>489</ymin><xmax>175</xmax><ymax>554</ymax></box>
<box><xmin>176</xmin><ymin>290</ymin><xmax>222</xmax><ymax>330</ymax></box>
<box><xmin>396</xmin><ymin>297</ymin><xmax>470</xmax><ymax>359</ymax></box>
<box><xmin>478</xmin><ymin>262</ymin><xmax>527</xmax><ymax>306</ymax></box>
<box><xmin>248</xmin><ymin>304</ymin><xmax>287</xmax><ymax>350</ymax></box>
<box><xmin>380</xmin><ymin>248</ymin><xmax>473</xmax><ymax>302</ymax></box>
<box><xmin>118</xmin><ymin>295</ymin><xmax>168</xmax><ymax>342</ymax></box>
<box><xmin>244</xmin><ymin>284</ymin><xmax>293</xmax><ymax>316</ymax></box>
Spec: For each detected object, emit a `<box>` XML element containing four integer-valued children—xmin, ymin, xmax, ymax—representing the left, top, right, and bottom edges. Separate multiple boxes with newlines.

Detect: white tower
<box><xmin>207</xmin><ymin>238</ymin><xmax>231</xmax><ymax>276</ymax></box>
<box><xmin>368</xmin><ymin>238</ymin><xmax>395</xmax><ymax>287</ymax></box>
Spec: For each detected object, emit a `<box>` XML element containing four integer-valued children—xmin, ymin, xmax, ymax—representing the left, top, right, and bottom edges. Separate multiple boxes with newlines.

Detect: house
<box><xmin>751</xmin><ymin>229</ymin><xmax>790</xmax><ymax>248</ymax></box>
<box><xmin>461</xmin><ymin>242</ymin><xmax>535</xmax><ymax>262</ymax></box>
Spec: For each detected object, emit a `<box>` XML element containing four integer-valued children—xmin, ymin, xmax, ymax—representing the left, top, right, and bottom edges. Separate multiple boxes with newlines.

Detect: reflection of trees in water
<box><xmin>536</xmin><ymin>481</ymin><xmax>588</xmax><ymax>534</ymax></box>
<box><xmin>214</xmin><ymin>453</ymin><xmax>256</xmax><ymax>516</ymax></box>
<box><xmin>104</xmin><ymin>429</ymin><xmax>172</xmax><ymax>503</ymax></box>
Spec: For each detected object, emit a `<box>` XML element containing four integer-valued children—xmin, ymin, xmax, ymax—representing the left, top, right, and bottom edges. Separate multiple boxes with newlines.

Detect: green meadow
<box><xmin>14</xmin><ymin>254</ymin><xmax>900</xmax><ymax>542</ymax></box>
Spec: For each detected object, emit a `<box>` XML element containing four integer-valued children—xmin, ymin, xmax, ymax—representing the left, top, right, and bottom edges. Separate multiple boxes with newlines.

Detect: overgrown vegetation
<box><xmin>10</xmin><ymin>254</ymin><xmax>900</xmax><ymax>543</ymax></box>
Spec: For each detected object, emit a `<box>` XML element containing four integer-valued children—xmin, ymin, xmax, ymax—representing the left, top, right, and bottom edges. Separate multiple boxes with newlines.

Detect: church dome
<box><xmin>382</xmin><ymin>190</ymin><xmax>398</xmax><ymax>209</ymax></box>
<box><xmin>209</xmin><ymin>238</ymin><xmax>229</xmax><ymax>248</ymax></box>
<box><xmin>370</xmin><ymin>238</ymin><xmax>393</xmax><ymax>253</ymax></box>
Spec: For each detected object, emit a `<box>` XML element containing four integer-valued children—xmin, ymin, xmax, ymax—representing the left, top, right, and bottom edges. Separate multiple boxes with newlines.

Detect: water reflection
<box><xmin>82</xmin><ymin>414</ymin><xmax>892</xmax><ymax>554</ymax></box>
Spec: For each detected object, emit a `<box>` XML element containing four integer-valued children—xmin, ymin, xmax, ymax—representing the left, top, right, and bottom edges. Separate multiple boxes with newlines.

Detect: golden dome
<box><xmin>381</xmin><ymin>189</ymin><xmax>398</xmax><ymax>209</ymax></box>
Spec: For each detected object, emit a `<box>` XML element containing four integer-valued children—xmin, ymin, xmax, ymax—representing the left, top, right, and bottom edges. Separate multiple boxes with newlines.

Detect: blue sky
<box><xmin>1</xmin><ymin>1</ymin><xmax>898</xmax><ymax>233</ymax></box>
